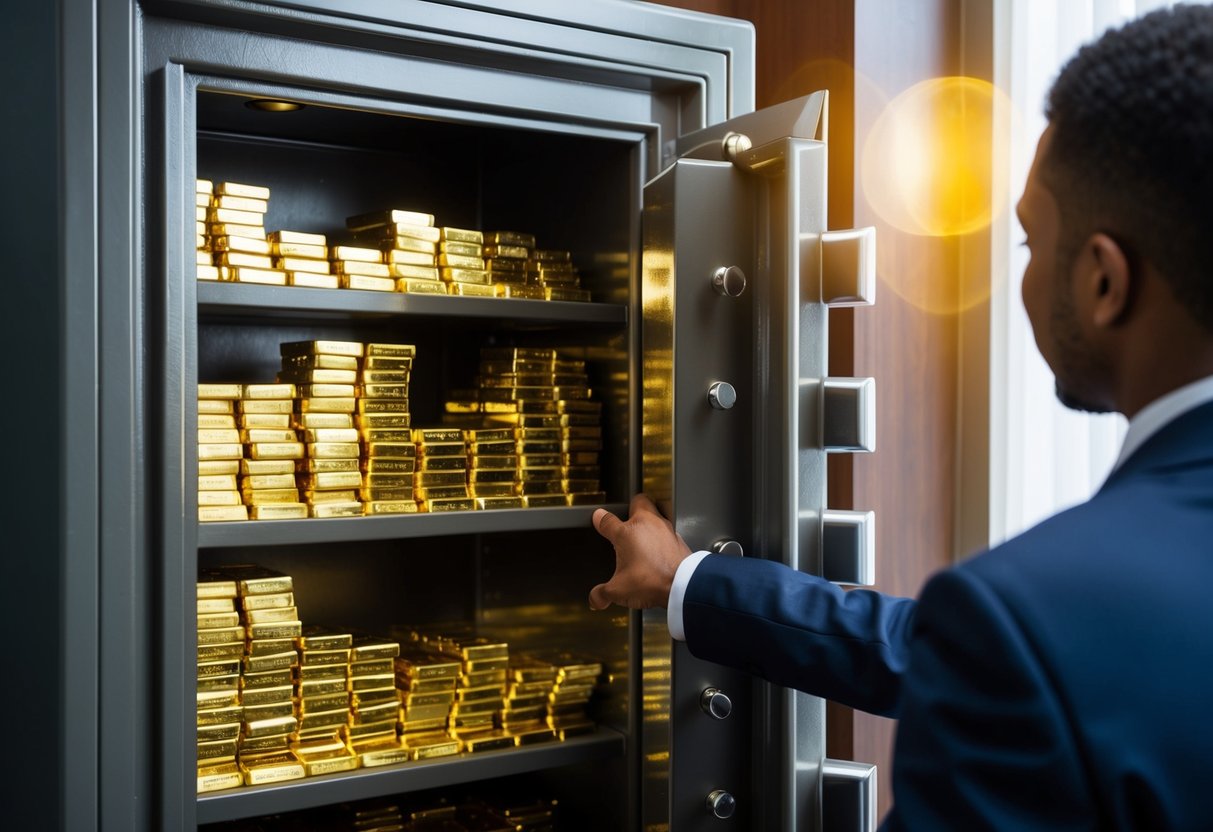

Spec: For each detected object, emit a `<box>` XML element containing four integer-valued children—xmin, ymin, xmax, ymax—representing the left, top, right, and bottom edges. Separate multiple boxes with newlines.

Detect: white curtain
<box><xmin>989</xmin><ymin>0</ymin><xmax>1177</xmax><ymax>545</ymax></box>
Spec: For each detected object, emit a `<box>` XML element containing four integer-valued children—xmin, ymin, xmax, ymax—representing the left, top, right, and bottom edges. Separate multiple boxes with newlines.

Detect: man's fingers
<box><xmin>588</xmin><ymin>581</ymin><xmax>614</xmax><ymax>610</ymax></box>
<box><xmin>629</xmin><ymin>492</ymin><xmax>658</xmax><ymax>518</ymax></box>
<box><xmin>592</xmin><ymin>507</ymin><xmax>625</xmax><ymax>543</ymax></box>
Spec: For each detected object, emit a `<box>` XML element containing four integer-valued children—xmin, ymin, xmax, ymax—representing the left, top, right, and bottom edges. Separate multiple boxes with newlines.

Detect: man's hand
<box><xmin>588</xmin><ymin>493</ymin><xmax>692</xmax><ymax>610</ymax></box>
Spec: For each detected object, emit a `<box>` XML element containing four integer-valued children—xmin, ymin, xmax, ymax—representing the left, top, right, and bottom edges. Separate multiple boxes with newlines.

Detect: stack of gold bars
<box><xmin>413</xmin><ymin>428</ymin><xmax>472</xmax><ymax>512</ymax></box>
<box><xmin>532</xmin><ymin>650</ymin><xmax>601</xmax><ymax>740</ymax></box>
<box><xmin>356</xmin><ymin>343</ymin><xmax>418</xmax><ymax>515</ymax></box>
<box><xmin>483</xmin><ymin>230</ymin><xmax>542</xmax><ymax>299</ymax></box>
<box><xmin>239</xmin><ymin>384</ymin><xmax>308</xmax><ymax>520</ymax></box>
<box><xmin>393</xmin><ymin>644</ymin><xmax>462</xmax><ymax>759</ymax></box>
<box><xmin>196</xmin><ymin>575</ymin><xmax>244</xmax><ymax>792</ymax></box>
<box><xmin>464</xmin><ymin>426</ymin><xmax>522</xmax><ymax>510</ymax></box>
<box><xmin>330</xmin><ymin>241</ymin><xmax>394</xmax><ymax>292</ymax></box>
<box><xmin>529</xmin><ymin>248</ymin><xmax>591</xmax><ymax>302</ymax></box>
<box><xmin>439</xmin><ymin>225</ymin><xmax>495</xmax><ymax>297</ymax></box>
<box><xmin>195</xmin><ymin>180</ymin><xmax>219</xmax><ymax>281</ymax></box>
<box><xmin>349</xmin><ymin>209</ymin><xmax>445</xmax><ymax>295</ymax></box>
<box><xmin>278</xmin><ymin>341</ymin><xmax>365</xmax><ymax>519</ymax></box>
<box><xmin>198</xmin><ymin>384</ymin><xmax>248</xmax><ymax>522</ymax></box>
<box><xmin>206</xmin><ymin>181</ymin><xmax>285</xmax><ymax>286</ymax></box>
<box><xmin>345</xmin><ymin>635</ymin><xmax>410</xmax><ymax>767</ymax></box>
<box><xmin>226</xmin><ymin>565</ymin><xmax>307</xmax><ymax>786</ymax></box>
<box><xmin>270</xmin><ymin>229</ymin><xmax>336</xmax><ymax>289</ymax></box>
<box><xmin>292</xmin><ymin>628</ymin><xmax>357</xmax><ymax>775</ymax></box>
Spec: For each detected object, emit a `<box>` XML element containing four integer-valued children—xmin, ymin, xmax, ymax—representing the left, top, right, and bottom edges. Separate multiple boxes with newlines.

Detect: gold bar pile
<box><xmin>348</xmin><ymin>208</ymin><xmax>446</xmax><ymax>295</ymax></box>
<box><xmin>524</xmin><ymin>649</ymin><xmax>602</xmax><ymax>741</ymax></box>
<box><xmin>195</xmin><ymin>180</ymin><xmax>219</xmax><ymax>281</ymax></box>
<box><xmin>292</xmin><ymin>627</ymin><xmax>358</xmax><ymax>775</ymax></box>
<box><xmin>206</xmin><ymin>181</ymin><xmax>286</xmax><ymax>286</ymax></box>
<box><xmin>198</xmin><ymin>384</ymin><xmax>249</xmax><ymax>522</ymax></box>
<box><xmin>239</xmin><ymin>383</ymin><xmax>308</xmax><ymax>520</ymax></box>
<box><xmin>414</xmin><ymin>626</ymin><xmax>516</xmax><ymax>754</ymax></box>
<box><xmin>279</xmin><ymin>341</ymin><xmax>364</xmax><ymax>519</ymax></box>
<box><xmin>345</xmin><ymin>635</ymin><xmax>410</xmax><ymax>767</ymax></box>
<box><xmin>357</xmin><ymin>343</ymin><xmax>418</xmax><ymax>515</ymax></box>
<box><xmin>529</xmin><ymin>248</ymin><xmax>591</xmax><ymax>302</ymax></box>
<box><xmin>483</xmin><ymin>230</ymin><xmax>544</xmax><ymax>299</ymax></box>
<box><xmin>393</xmin><ymin>645</ymin><xmax>461</xmax><ymax>760</ymax></box>
<box><xmin>464</xmin><ymin>426</ymin><xmax>521</xmax><ymax>510</ymax></box>
<box><xmin>413</xmin><ymin>427</ymin><xmax>471</xmax><ymax>512</ymax></box>
<box><xmin>196</xmin><ymin>575</ymin><xmax>243</xmax><ymax>792</ymax></box>
<box><xmin>329</xmin><ymin>240</ymin><xmax>395</xmax><ymax>293</ymax></box>
<box><xmin>438</xmin><ymin>226</ymin><xmax>493</xmax><ymax>296</ymax></box>
<box><xmin>269</xmin><ymin>229</ymin><xmax>337</xmax><ymax>290</ymax></box>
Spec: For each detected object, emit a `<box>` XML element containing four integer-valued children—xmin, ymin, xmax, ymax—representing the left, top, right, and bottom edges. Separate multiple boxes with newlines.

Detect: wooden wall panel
<box><xmin>657</xmin><ymin>0</ymin><xmax>966</xmax><ymax>820</ymax></box>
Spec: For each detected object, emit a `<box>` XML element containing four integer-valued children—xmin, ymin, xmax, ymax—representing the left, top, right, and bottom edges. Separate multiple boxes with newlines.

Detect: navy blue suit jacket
<box><xmin>682</xmin><ymin>401</ymin><xmax>1213</xmax><ymax>830</ymax></box>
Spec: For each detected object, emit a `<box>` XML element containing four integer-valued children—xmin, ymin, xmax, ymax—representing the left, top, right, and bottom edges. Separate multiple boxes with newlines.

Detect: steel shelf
<box><xmin>196</xmin><ymin>728</ymin><xmax>625</xmax><ymax>824</ymax></box>
<box><xmin>196</xmin><ymin>281</ymin><xmax>628</xmax><ymax>325</ymax></box>
<box><xmin>198</xmin><ymin>504</ymin><xmax>624</xmax><ymax>548</ymax></box>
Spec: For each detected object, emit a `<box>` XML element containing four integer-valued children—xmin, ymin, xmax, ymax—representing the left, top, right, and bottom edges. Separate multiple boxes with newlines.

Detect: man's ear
<box><xmin>1085</xmin><ymin>232</ymin><xmax>1131</xmax><ymax>328</ymax></box>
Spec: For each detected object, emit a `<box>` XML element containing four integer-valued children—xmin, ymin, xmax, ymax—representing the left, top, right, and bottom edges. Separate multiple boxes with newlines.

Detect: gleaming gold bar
<box><xmin>298</xmin><ymin>458</ymin><xmax>358</xmax><ymax>474</ymax></box>
<box><xmin>298</xmin><ymin>677</ymin><xmax>347</xmax><ymax>697</ymax></box>
<box><xmin>196</xmin><ymin>250</ymin><xmax>214</xmax><ymax>266</ymax></box>
<box><xmin>395</xmin><ymin>650</ymin><xmax>461</xmax><ymax>679</ymax></box>
<box><xmin>351</xmin><ymin>636</ymin><xmax>400</xmax><ymax>661</ymax></box>
<box><xmin>349</xmin><ymin>674</ymin><xmax>396</xmax><ymax>693</ymax></box>
<box><xmin>357</xmin><ymin>738</ymin><xmax>411</xmax><ymax>768</ymax></box>
<box><xmin>347</xmin><ymin>209</ymin><xmax>435</xmax><ymax>231</ymax></box>
<box><xmin>296</xmin><ymin>396</ymin><xmax>356</xmax><ymax>413</ymax></box>
<box><xmin>237</xmin><ymin>399</ymin><xmax>293</xmax><ymax>415</ymax></box>
<box><xmin>357</xmin><ymin>384</ymin><xmax>408</xmax><ymax>399</ymax></box>
<box><xmin>295</xmin><ymin>410</ymin><xmax>356</xmax><ymax>427</ymax></box>
<box><xmin>198</xmin><ymin>383</ymin><xmax>242</xmax><ymax>400</ymax></box>
<box><xmin>361</xmin><ymin>473</ymin><xmax>412</xmax><ymax>488</ymax></box>
<box><xmin>436</xmin><ymin>253</ymin><xmax>485</xmax><ymax>269</ymax></box>
<box><xmin>247</xmin><ymin>620</ymin><xmax>302</xmax><ymax>640</ymax></box>
<box><xmin>197</xmin><ymin>413</ymin><xmax>237</xmax><ymax>430</ymax></box>
<box><xmin>243</xmin><ymin>643</ymin><xmax>297</xmax><ymax>665</ymax></box>
<box><xmin>305</xmin><ymin>489</ymin><xmax>359</xmax><ymax>503</ymax></box>
<box><xmin>197</xmin><ymin>474</ymin><xmax>238</xmax><ymax>493</ymax></box>
<box><xmin>236</xmin><ymin>459</ymin><xmax>291</xmax><ymax>476</ymax></box>
<box><xmin>299</xmin><ymin>426</ymin><xmax>358</xmax><ymax>442</ymax></box>
<box><xmin>287</xmin><ymin>271</ymin><xmax>339</xmax><ymax>289</ymax></box>
<box><xmin>469</xmin><ymin>484</ymin><xmax>516</xmax><ymax>499</ymax></box>
<box><xmin>208</xmin><ymin>207</ymin><xmax>264</xmax><ymax>227</ymax></box>
<box><xmin>362</xmin><ymin>500</ymin><xmax>418</xmax><ymax>515</ymax></box>
<box><xmin>241</xmin><ymin>383</ymin><xmax>295</xmax><ymax>400</ymax></box>
<box><xmin>484</xmin><ymin>231</ymin><xmax>535</xmax><ymax>248</ymax></box>
<box><xmin>297</xmin><ymin>747</ymin><xmax>358</xmax><ymax>776</ymax></box>
<box><xmin>274</xmin><ymin>255</ymin><xmax>331</xmax><ymax>274</ymax></box>
<box><xmin>281</xmin><ymin>340</ymin><xmax>364</xmax><ymax>358</ymax></box>
<box><xmin>413</xmin><ymin>471</ymin><xmax>467</xmax><ymax>488</ymax></box>
<box><xmin>412</xmin><ymin>428</ymin><xmax>462</xmax><ymax>443</ymax></box>
<box><xmin>469</xmin><ymin>451</ymin><xmax>517</xmax><ymax>466</ymax></box>
<box><xmin>298</xmin><ymin>692</ymin><xmax>350</xmax><ymax>713</ymax></box>
<box><xmin>483</xmin><ymin>244</ymin><xmax>529</xmax><ymax>259</ymax></box>
<box><xmin>517</xmin><ymin>453</ymin><xmax>561</xmax><ymax>467</ymax></box>
<box><xmin>244</xmin><ymin>606</ymin><xmax>299</xmax><ymax>625</ymax></box>
<box><xmin>415</xmin><ymin>487</ymin><xmax>469</xmax><ymax>502</ymax></box>
<box><xmin>359</xmin><ymin>427</ymin><xmax>415</xmax><ymax>443</ymax></box>
<box><xmin>348</xmin><ymin>687</ymin><xmax>397</xmax><ymax>707</ymax></box>
<box><xmin>300</xmin><ymin>647</ymin><xmax>351</xmax><ymax>666</ymax></box>
<box><xmin>350</xmin><ymin>657</ymin><xmax>394</xmax><ymax>676</ymax></box>
<box><xmin>244</xmin><ymin>714</ymin><xmax>298</xmax><ymax>739</ymax></box>
<box><xmin>363</xmin><ymin>441</ymin><xmax>415</xmax><ymax>458</ymax></box>
<box><xmin>197</xmin><ymin>738</ymin><xmax>239</xmax><ymax>762</ymax></box>
<box><xmin>437</xmin><ymin>226</ymin><xmax>482</xmax><ymax>243</ymax></box>
<box><xmin>230</xmin><ymin>266</ymin><xmax>286</xmax><ymax>285</ymax></box>
<box><xmin>215</xmin><ymin>181</ymin><xmax>270</xmax><ymax>200</ymax></box>
<box><xmin>383</xmin><ymin>248</ymin><xmax>436</xmax><ymax>266</ymax></box>
<box><xmin>447</xmin><ymin>282</ymin><xmax>496</xmax><ymax>297</ymax></box>
<box><xmin>197</xmin><ymin>722</ymin><xmax>241</xmax><ymax>746</ymax></box>
<box><xmin>510</xmin><ymin>726</ymin><xmax>557</xmax><ymax>747</ymax></box>
<box><xmin>396</xmin><ymin>702</ymin><xmax>451</xmax><ymax>722</ymax></box>
<box><xmin>327</xmin><ymin>245</ymin><xmax>379</xmax><ymax>263</ymax></box>
<box><xmin>484</xmin><ymin>257</ymin><xmax>526</xmax><ymax>273</ymax></box>
<box><xmin>241</xmin><ymin>428</ymin><xmax>299</xmax><ymax>443</ymax></box>
<box><xmin>465</xmin><ymin>428</ymin><xmax>513</xmax><ymax>443</ymax></box>
<box><xmin>268</xmin><ymin>229</ymin><xmax>326</xmax><ymax>246</ymax></box>
<box><xmin>350</xmin><ymin>700</ymin><xmax>399</xmax><ymax>725</ymax></box>
<box><xmin>494</xmin><ymin>284</ymin><xmax>545</xmax><ymax>299</ymax></box>
<box><xmin>197</xmin><ymin>400</ymin><xmax>234</xmax><ymax>417</ymax></box>
<box><xmin>358</xmin><ymin>369</ymin><xmax>409</xmax><ymax>384</ymax></box>
<box><xmin>212</xmin><ymin>235</ymin><xmax>271</xmax><ymax>255</ymax></box>
<box><xmin>197</xmin><ymin>689</ymin><xmax>240</xmax><ymax>710</ymax></box>
<box><xmin>197</xmin><ymin>611</ymin><xmax>240</xmax><ymax>629</ymax></box>
<box><xmin>467</xmin><ymin>470</ymin><xmax>516</xmax><ymax>484</ymax></box>
<box><xmin>198</xmin><ymin>428</ymin><xmax>241</xmax><ymax>444</ymax></box>
<box><xmin>475</xmin><ymin>496</ymin><xmax>524</xmax><ymax>510</ymax></box>
<box><xmin>213</xmin><ymin>194</ymin><xmax>267</xmax><ymax>213</ymax></box>
<box><xmin>308</xmin><ymin>501</ymin><xmax>364</xmax><ymax>519</ymax></box>
<box><xmin>384</xmin><ymin>236</ymin><xmax>438</xmax><ymax>255</ymax></box>
<box><xmin>401</xmin><ymin>733</ymin><xmax>460</xmax><ymax>759</ymax></box>
<box><xmin>240</xmin><ymin>684</ymin><xmax>294</xmax><ymax>707</ymax></box>
<box><xmin>238</xmin><ymin>733</ymin><xmax>292</xmax><ymax>755</ymax></box>
<box><xmin>344</xmin><ymin>723</ymin><xmax>396</xmax><ymax>744</ymax></box>
<box><xmin>241</xmin><ymin>698</ymin><xmax>293</xmax><ymax>720</ymax></box>
<box><xmin>224</xmin><ymin>566</ymin><xmax>292</xmax><ymax>596</ymax></box>
<box><xmin>333</xmin><ymin>259</ymin><xmax>391</xmax><ymax>277</ymax></box>
<box><xmin>208</xmin><ymin>221</ymin><xmax>267</xmax><ymax>240</ymax></box>
<box><xmin>395</xmin><ymin>277</ymin><xmax>447</xmax><ymax>294</ymax></box>
<box><xmin>367</xmin><ymin>221</ymin><xmax>441</xmax><ymax>242</ymax></box>
<box><xmin>356</xmin><ymin>396</ymin><xmax>410</xmax><ymax>414</ymax></box>
<box><xmin>197</xmin><ymin>658</ymin><xmax>241</xmax><ymax>678</ymax></box>
<box><xmin>439</xmin><ymin>240</ymin><xmax>482</xmax><ymax>256</ymax></box>
<box><xmin>282</xmin><ymin>368</ymin><xmax>357</xmax><ymax>386</ymax></box>
<box><xmin>239</xmin><ymin>751</ymin><xmax>305</xmax><ymax>786</ymax></box>
<box><xmin>339</xmin><ymin>273</ymin><xmax>394</xmax><ymax>292</ymax></box>
<box><xmin>420</xmin><ymin>497</ymin><xmax>474</xmax><ymax>512</ymax></box>
<box><xmin>242</xmin><ymin>488</ymin><xmax>302</xmax><ymax>505</ymax></box>
<box><xmin>197</xmin><ymin>619</ymin><xmax>241</xmax><ymax>642</ymax></box>
<box><xmin>545</xmin><ymin>287</ymin><xmax>591</xmax><ymax>302</ymax></box>
<box><xmin>299</xmin><ymin>628</ymin><xmax>354</xmax><ymax>650</ymax></box>
<box><xmin>357</xmin><ymin>413</ymin><xmax>411</xmax><ymax>430</ymax></box>
<box><xmin>247</xmin><ymin>442</ymin><xmax>305</xmax><ymax>461</ymax></box>
<box><xmin>365</xmin><ymin>342</ymin><xmax>416</xmax><ymax>358</ymax></box>
<box><xmin>239</xmin><ymin>473</ymin><xmax>295</xmax><ymax>491</ymax></box>
<box><xmin>196</xmin><ymin>178</ymin><xmax>213</xmax><ymax>193</ymax></box>
<box><xmin>389</xmin><ymin>263</ymin><xmax>440</xmax><ymax>280</ymax></box>
<box><xmin>197</xmin><ymin>673</ymin><xmax>239</xmax><ymax>693</ymax></box>
<box><xmin>400</xmin><ymin>689</ymin><xmax>455</xmax><ymax>708</ymax></box>
<box><xmin>359</xmin><ymin>487</ymin><xmax>413</xmax><ymax>501</ymax></box>
<box><xmin>460</xmin><ymin>732</ymin><xmax>516</xmax><ymax>753</ymax></box>
<box><xmin>198</xmin><ymin>505</ymin><xmax>249</xmax><ymax>522</ymax></box>
<box><xmin>307</xmin><ymin>441</ymin><xmax>360</xmax><ymax>459</ymax></box>
<box><xmin>440</xmin><ymin>267</ymin><xmax>490</xmax><ymax>285</ymax></box>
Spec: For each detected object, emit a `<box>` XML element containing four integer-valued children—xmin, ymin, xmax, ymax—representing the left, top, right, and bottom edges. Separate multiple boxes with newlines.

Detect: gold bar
<box><xmin>439</xmin><ymin>240</ymin><xmax>482</xmax><ymax>256</ymax></box>
<box><xmin>238</xmin><ymin>473</ymin><xmax>295</xmax><ymax>491</ymax></box>
<box><xmin>239</xmin><ymin>751</ymin><xmax>306</xmax><ymax>786</ymax></box>
<box><xmin>299</xmin><ymin>677</ymin><xmax>347</xmax><ymax>697</ymax></box>
<box><xmin>483</xmin><ymin>244</ymin><xmax>529</xmax><ymax>259</ymax></box>
<box><xmin>198</xmin><ymin>383</ymin><xmax>242</xmax><ymax>400</ymax></box>
<box><xmin>357</xmin><ymin>384</ymin><xmax>409</xmax><ymax>400</ymax></box>
<box><xmin>298</xmin><ymin>692</ymin><xmax>350</xmax><ymax>713</ymax></box>
<box><xmin>363</xmin><ymin>500</ymin><xmax>418</xmax><ymax>515</ymax></box>
<box><xmin>197</xmin><ymin>474</ymin><xmax>238</xmax><ymax>492</ymax></box>
<box><xmin>328</xmin><ymin>245</ymin><xmax>381</xmax><ymax>263</ymax></box>
<box><xmin>208</xmin><ymin>221</ymin><xmax>267</xmax><ymax>240</ymax></box>
<box><xmin>545</xmin><ymin>287</ymin><xmax>592</xmax><ymax>302</ymax></box>
<box><xmin>239</xmin><ymin>733</ymin><xmax>292</xmax><ymax>755</ymax></box>
<box><xmin>240</xmin><ymin>684</ymin><xmax>294</xmax><ymax>707</ymax></box>
<box><xmin>274</xmin><ymin>255</ymin><xmax>331</xmax><ymax>274</ymax></box>
<box><xmin>439</xmin><ymin>267</ymin><xmax>490</xmax><ymax>285</ymax></box>
<box><xmin>307</xmin><ymin>442</ymin><xmax>360</xmax><ymax>459</ymax></box>
<box><xmin>198</xmin><ymin>505</ymin><xmax>249</xmax><ymax>522</ymax></box>
<box><xmin>197</xmin><ymin>399</ymin><xmax>234</xmax><ymax>416</ymax></box>
<box><xmin>484</xmin><ymin>231</ymin><xmax>536</xmax><ymax>248</ymax></box>
<box><xmin>461</xmin><ymin>732</ymin><xmax>517</xmax><ymax>753</ymax></box>
<box><xmin>196</xmin><ymin>179</ymin><xmax>213</xmax><ymax>193</ymax></box>
<box><xmin>297</xmin><ymin>397</ymin><xmax>357</xmax><ymax>414</ymax></box>
<box><xmin>243</xmin><ymin>646</ymin><xmax>296</xmax><ymax>667</ymax></box>
<box><xmin>197</xmin><ymin>611</ymin><xmax>240</xmax><ymax>629</ymax></box>
<box><xmin>396</xmin><ymin>277</ymin><xmax>447</xmax><ymax>294</ymax></box>
<box><xmin>309</xmin><ymin>501</ymin><xmax>363</xmax><ymax>519</ymax></box>
<box><xmin>285</xmin><ymin>270</ymin><xmax>336</xmax><ymax>288</ymax></box>
<box><xmin>300</xmin><ymin>647</ymin><xmax>351</xmax><ymax>667</ymax></box>
<box><xmin>298</xmin><ymin>458</ymin><xmax>359</xmax><ymax>474</ymax></box>
<box><xmin>420</xmin><ymin>497</ymin><xmax>474</xmax><ymax>512</ymax></box>
<box><xmin>196</xmin><ymin>250</ymin><xmax>214</xmax><ymax>266</ymax></box>
<box><xmin>304</xmin><ymin>489</ymin><xmax>359</xmax><ymax>503</ymax></box>
<box><xmin>389</xmin><ymin>263</ymin><xmax>440</xmax><ymax>280</ymax></box>
<box><xmin>241</xmin><ymin>383</ymin><xmax>295</xmax><ymax>400</ymax></box>
<box><xmin>198</xmin><ymin>428</ymin><xmax>241</xmax><ymax>444</ymax></box>
<box><xmin>244</xmin><ymin>606</ymin><xmax>300</xmax><ymax>626</ymax></box>
<box><xmin>268</xmin><ymin>229</ymin><xmax>326</xmax><ymax>246</ymax></box>
<box><xmin>296</xmin><ymin>709</ymin><xmax>349</xmax><ymax>731</ymax></box>
<box><xmin>347</xmin><ymin>209</ymin><xmax>435</xmax><ymax>230</ymax></box>
<box><xmin>197</xmin><ymin>413</ymin><xmax>236</xmax><ymax>430</ymax></box>
<box><xmin>237</xmin><ymin>399</ymin><xmax>293</xmax><ymax>416</ymax></box>
<box><xmin>244</xmin><ymin>714</ymin><xmax>298</xmax><ymax>739</ymax></box>
<box><xmin>358</xmin><ymin>739</ymin><xmax>411</xmax><ymax>768</ymax></box>
<box><xmin>230</xmin><ymin>266</ymin><xmax>287</xmax><ymax>285</ymax></box>
<box><xmin>401</xmin><ymin>733</ymin><xmax>460</xmax><ymax>759</ymax></box>
<box><xmin>333</xmin><ymin>259</ymin><xmax>391</xmax><ymax>277</ymax></box>
<box><xmin>358</xmin><ymin>369</ymin><xmax>409</xmax><ymax>384</ymax></box>
<box><xmin>339</xmin><ymin>273</ymin><xmax>394</xmax><ymax>292</ymax></box>
<box><xmin>197</xmin><ymin>619</ymin><xmax>242</xmax><ymax>640</ymax></box>
<box><xmin>363</xmin><ymin>441</ymin><xmax>416</xmax><ymax>458</ymax></box>
<box><xmin>212</xmin><ymin>235</ymin><xmax>272</xmax><ymax>255</ymax></box>
<box><xmin>198</xmin><ymin>459</ymin><xmax>240</xmax><ymax>476</ymax></box>
<box><xmin>468</xmin><ymin>484</ymin><xmax>516</xmax><ymax>499</ymax></box>
<box><xmin>365</xmin><ymin>343</ymin><xmax>417</xmax><ymax>358</ymax></box>
<box><xmin>242</xmin><ymin>489</ymin><xmax>302</xmax><ymax>506</ymax></box>
<box><xmin>359</xmin><ymin>487</ymin><xmax>413</xmax><ymax>501</ymax></box>
<box><xmin>349</xmin><ymin>687</ymin><xmax>397</xmax><ymax>707</ymax></box>
<box><xmin>241</xmin><ymin>701</ymin><xmax>294</xmax><ymax>722</ymax></box>
<box><xmin>436</xmin><ymin>253</ymin><xmax>485</xmax><ymax>269</ymax></box>
<box><xmin>440</xmin><ymin>226</ymin><xmax>483</xmax><ymax>244</ymax></box>
<box><xmin>197</xmin><ymin>689</ymin><xmax>240</xmax><ymax>710</ymax></box>
<box><xmin>215</xmin><ymin>181</ymin><xmax>270</xmax><ymax>200</ymax></box>
<box><xmin>384</xmin><ymin>248</ymin><xmax>437</xmax><ymax>266</ymax></box>
<box><xmin>475</xmin><ymin>496</ymin><xmax>523</xmax><ymax>510</ymax></box>
<box><xmin>484</xmin><ymin>257</ymin><xmax>526</xmax><ymax>272</ymax></box>
<box><xmin>299</xmin><ymin>628</ymin><xmax>354</xmax><ymax>650</ymax></box>
<box><xmin>357</xmin><ymin>414</ymin><xmax>411</xmax><ymax>430</ymax></box>
<box><xmin>197</xmin><ymin>738</ymin><xmax>239</xmax><ymax>762</ymax></box>
<box><xmin>297</xmin><ymin>384</ymin><xmax>355</xmax><ymax>400</ymax></box>
<box><xmin>367</xmin><ymin>221</ymin><xmax>441</xmax><ymax>242</ymax></box>
<box><xmin>196</xmin><ymin>642</ymin><xmax>241</xmax><ymax>660</ymax></box>
<box><xmin>297</xmin><ymin>747</ymin><xmax>358</xmax><ymax>776</ymax></box>
<box><xmin>246</xmin><ymin>503</ymin><xmax>307</xmax><ymax>521</ymax></box>
<box><xmin>295</xmin><ymin>411</ymin><xmax>356</xmax><ymax>429</ymax></box>
<box><xmin>494</xmin><ymin>284</ymin><xmax>545</xmax><ymax>299</ymax></box>
<box><xmin>246</xmin><ymin>443</ymin><xmax>305</xmax><ymax>461</ymax></box>
<box><xmin>297</xmin><ymin>426</ymin><xmax>357</xmax><ymax>442</ymax></box>
<box><xmin>281</xmin><ymin>340</ymin><xmax>364</xmax><ymax>358</ymax></box>
<box><xmin>212</xmin><ymin>194</ymin><xmax>267</xmax><ymax>213</ymax></box>
<box><xmin>468</xmin><ymin>470</ymin><xmax>516</xmax><ymax>484</ymax></box>
<box><xmin>361</xmin><ymin>473</ymin><xmax>412</xmax><ymax>488</ymax></box>
<box><xmin>241</xmin><ymin>428</ymin><xmax>300</xmax><ymax>444</ymax></box>
<box><xmin>412</xmin><ymin>428</ymin><xmax>462</xmax><ymax>443</ymax></box>
<box><xmin>447</xmin><ymin>282</ymin><xmax>496</xmax><ymax>297</ymax></box>
<box><xmin>208</xmin><ymin>207</ymin><xmax>265</xmax><ymax>226</ymax></box>
<box><xmin>351</xmin><ymin>636</ymin><xmax>400</xmax><ymax>661</ymax></box>
<box><xmin>385</xmin><ymin>236</ymin><xmax>438</xmax><ymax>255</ymax></box>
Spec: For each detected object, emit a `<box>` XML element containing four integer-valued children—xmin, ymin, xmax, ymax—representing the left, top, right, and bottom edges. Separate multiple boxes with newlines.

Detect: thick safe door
<box><xmin>642</xmin><ymin>92</ymin><xmax>878</xmax><ymax>831</ymax></box>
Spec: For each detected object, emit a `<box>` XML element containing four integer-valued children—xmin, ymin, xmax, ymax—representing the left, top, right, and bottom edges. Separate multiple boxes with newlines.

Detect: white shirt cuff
<box><xmin>667</xmin><ymin>551</ymin><xmax>711</xmax><ymax>642</ymax></box>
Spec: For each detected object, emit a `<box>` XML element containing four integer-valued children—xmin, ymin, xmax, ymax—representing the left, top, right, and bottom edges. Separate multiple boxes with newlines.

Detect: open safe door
<box><xmin>641</xmin><ymin>91</ymin><xmax>879</xmax><ymax>831</ymax></box>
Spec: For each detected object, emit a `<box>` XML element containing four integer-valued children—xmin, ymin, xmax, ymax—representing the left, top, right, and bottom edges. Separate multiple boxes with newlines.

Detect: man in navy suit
<box><xmin>589</xmin><ymin>5</ymin><xmax>1213</xmax><ymax>829</ymax></box>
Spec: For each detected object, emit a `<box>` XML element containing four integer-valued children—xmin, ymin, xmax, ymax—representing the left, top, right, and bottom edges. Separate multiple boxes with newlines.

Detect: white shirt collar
<box><xmin>1112</xmin><ymin>373</ymin><xmax>1213</xmax><ymax>472</ymax></box>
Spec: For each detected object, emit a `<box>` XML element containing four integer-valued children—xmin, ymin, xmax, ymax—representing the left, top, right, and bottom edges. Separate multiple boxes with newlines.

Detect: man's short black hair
<box><xmin>1044</xmin><ymin>3</ymin><xmax>1213</xmax><ymax>329</ymax></box>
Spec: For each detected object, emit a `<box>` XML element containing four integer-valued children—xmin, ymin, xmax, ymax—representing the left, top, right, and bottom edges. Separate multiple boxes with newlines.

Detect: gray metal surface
<box><xmin>822</xmin><ymin>759</ymin><xmax>879</xmax><ymax>832</ymax></box>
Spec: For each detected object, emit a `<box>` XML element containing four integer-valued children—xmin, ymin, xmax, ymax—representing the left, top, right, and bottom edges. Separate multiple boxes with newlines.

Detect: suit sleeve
<box><xmin>880</xmin><ymin>568</ymin><xmax>1096</xmax><ymax>831</ymax></box>
<box><xmin>681</xmin><ymin>554</ymin><xmax>916</xmax><ymax>717</ymax></box>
